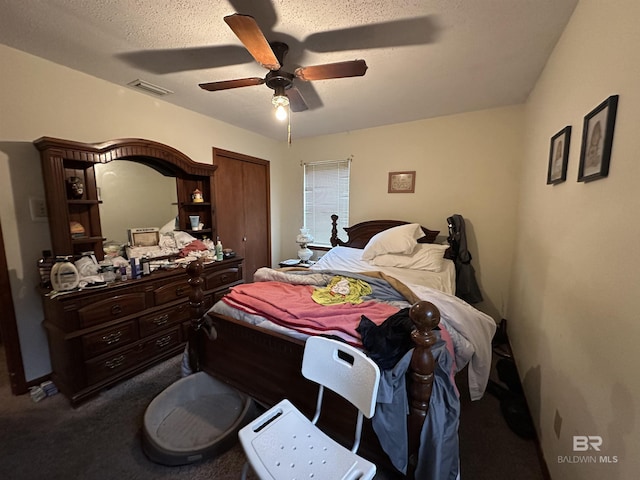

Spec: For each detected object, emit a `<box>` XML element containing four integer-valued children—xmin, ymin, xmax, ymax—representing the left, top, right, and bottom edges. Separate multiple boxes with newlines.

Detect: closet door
<box><xmin>213</xmin><ymin>149</ymin><xmax>270</xmax><ymax>283</ymax></box>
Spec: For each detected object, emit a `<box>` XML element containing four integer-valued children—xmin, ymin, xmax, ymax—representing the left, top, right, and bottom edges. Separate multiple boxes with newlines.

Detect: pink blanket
<box><xmin>222</xmin><ymin>281</ymin><xmax>400</xmax><ymax>346</ymax></box>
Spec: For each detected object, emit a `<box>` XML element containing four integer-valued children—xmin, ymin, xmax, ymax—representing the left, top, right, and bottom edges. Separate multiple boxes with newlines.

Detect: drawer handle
<box><xmin>220</xmin><ymin>274</ymin><xmax>229</xmax><ymax>283</ymax></box>
<box><xmin>105</xmin><ymin>355</ymin><xmax>125</xmax><ymax>369</ymax></box>
<box><xmin>155</xmin><ymin>335</ymin><xmax>172</xmax><ymax>348</ymax></box>
<box><xmin>175</xmin><ymin>286</ymin><xmax>186</xmax><ymax>297</ymax></box>
<box><xmin>111</xmin><ymin>304</ymin><xmax>122</xmax><ymax>316</ymax></box>
<box><xmin>152</xmin><ymin>314</ymin><xmax>169</xmax><ymax>326</ymax></box>
<box><xmin>102</xmin><ymin>331</ymin><xmax>122</xmax><ymax>345</ymax></box>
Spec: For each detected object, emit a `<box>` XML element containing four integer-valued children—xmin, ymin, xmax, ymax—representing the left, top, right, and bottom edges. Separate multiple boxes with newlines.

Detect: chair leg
<box><xmin>241</xmin><ymin>461</ymin><xmax>251</xmax><ymax>480</ymax></box>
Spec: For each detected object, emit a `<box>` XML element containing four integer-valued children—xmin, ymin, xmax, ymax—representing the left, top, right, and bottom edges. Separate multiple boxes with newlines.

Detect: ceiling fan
<box><xmin>198</xmin><ymin>14</ymin><xmax>368</xmax><ymax>117</ymax></box>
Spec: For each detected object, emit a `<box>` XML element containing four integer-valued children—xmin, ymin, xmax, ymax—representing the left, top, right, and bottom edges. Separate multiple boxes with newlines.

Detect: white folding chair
<box><xmin>238</xmin><ymin>336</ymin><xmax>381</xmax><ymax>480</ymax></box>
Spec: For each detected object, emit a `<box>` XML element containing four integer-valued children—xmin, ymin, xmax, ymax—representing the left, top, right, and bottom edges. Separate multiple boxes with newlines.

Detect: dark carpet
<box><xmin>0</xmin><ymin>346</ymin><xmax>547</xmax><ymax>479</ymax></box>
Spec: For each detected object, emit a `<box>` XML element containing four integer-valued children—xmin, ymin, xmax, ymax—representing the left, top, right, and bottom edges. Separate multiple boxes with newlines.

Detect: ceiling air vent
<box><xmin>127</xmin><ymin>79</ymin><xmax>174</xmax><ymax>96</ymax></box>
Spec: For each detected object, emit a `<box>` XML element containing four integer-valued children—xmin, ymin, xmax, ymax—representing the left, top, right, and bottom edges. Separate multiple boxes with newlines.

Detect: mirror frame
<box><xmin>35</xmin><ymin>137</ymin><xmax>217</xmax><ymax>259</ymax></box>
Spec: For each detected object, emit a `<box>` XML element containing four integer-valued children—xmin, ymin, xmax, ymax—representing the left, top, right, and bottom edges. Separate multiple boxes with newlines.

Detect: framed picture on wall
<box><xmin>547</xmin><ymin>126</ymin><xmax>571</xmax><ymax>185</ymax></box>
<box><xmin>578</xmin><ymin>95</ymin><xmax>619</xmax><ymax>182</ymax></box>
<box><xmin>388</xmin><ymin>171</ymin><xmax>416</xmax><ymax>193</ymax></box>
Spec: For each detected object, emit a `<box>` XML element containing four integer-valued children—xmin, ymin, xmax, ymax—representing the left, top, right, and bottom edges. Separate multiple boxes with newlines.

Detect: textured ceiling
<box><xmin>0</xmin><ymin>0</ymin><xmax>578</xmax><ymax>141</ymax></box>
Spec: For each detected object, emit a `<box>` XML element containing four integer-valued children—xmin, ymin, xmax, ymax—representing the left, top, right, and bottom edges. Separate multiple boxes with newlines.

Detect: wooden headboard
<box><xmin>330</xmin><ymin>214</ymin><xmax>441</xmax><ymax>248</ymax></box>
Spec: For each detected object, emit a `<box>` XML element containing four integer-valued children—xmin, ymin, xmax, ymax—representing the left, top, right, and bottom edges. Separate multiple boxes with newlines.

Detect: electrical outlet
<box><xmin>29</xmin><ymin>197</ymin><xmax>48</xmax><ymax>222</ymax></box>
<box><xmin>554</xmin><ymin>409</ymin><xmax>563</xmax><ymax>439</ymax></box>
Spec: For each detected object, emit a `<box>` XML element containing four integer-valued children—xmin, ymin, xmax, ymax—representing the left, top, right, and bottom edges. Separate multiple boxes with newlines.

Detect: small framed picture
<box><xmin>388</xmin><ymin>171</ymin><xmax>416</xmax><ymax>193</ymax></box>
<box><xmin>128</xmin><ymin>227</ymin><xmax>160</xmax><ymax>247</ymax></box>
<box><xmin>578</xmin><ymin>95</ymin><xmax>618</xmax><ymax>182</ymax></box>
<box><xmin>547</xmin><ymin>126</ymin><xmax>571</xmax><ymax>185</ymax></box>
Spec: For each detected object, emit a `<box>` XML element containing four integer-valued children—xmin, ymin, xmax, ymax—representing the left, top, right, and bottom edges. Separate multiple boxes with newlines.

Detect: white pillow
<box><xmin>370</xmin><ymin>243</ymin><xmax>450</xmax><ymax>272</ymax></box>
<box><xmin>361</xmin><ymin>223</ymin><xmax>423</xmax><ymax>261</ymax></box>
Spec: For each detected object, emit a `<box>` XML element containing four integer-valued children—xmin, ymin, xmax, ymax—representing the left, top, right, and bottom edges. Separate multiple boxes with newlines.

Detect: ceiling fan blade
<box><xmin>295</xmin><ymin>60</ymin><xmax>368</xmax><ymax>82</ymax></box>
<box><xmin>228</xmin><ymin>0</ymin><xmax>277</xmax><ymax>31</ymax></box>
<box><xmin>224</xmin><ymin>14</ymin><xmax>280</xmax><ymax>70</ymax></box>
<box><xmin>199</xmin><ymin>77</ymin><xmax>265</xmax><ymax>91</ymax></box>
<box><xmin>305</xmin><ymin>16</ymin><xmax>440</xmax><ymax>52</ymax></box>
<box><xmin>286</xmin><ymin>87</ymin><xmax>308</xmax><ymax>112</ymax></box>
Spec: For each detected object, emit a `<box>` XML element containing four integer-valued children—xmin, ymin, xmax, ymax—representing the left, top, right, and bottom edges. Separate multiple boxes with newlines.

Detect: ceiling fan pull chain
<box><xmin>288</xmin><ymin>105</ymin><xmax>292</xmax><ymax>145</ymax></box>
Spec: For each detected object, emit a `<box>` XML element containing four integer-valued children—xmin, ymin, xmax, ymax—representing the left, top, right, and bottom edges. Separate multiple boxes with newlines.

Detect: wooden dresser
<box><xmin>41</xmin><ymin>258</ymin><xmax>243</xmax><ymax>406</ymax></box>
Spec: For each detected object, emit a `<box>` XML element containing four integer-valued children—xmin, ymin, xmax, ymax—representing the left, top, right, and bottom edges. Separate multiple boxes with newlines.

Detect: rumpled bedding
<box><xmin>210</xmin><ymin>266</ymin><xmax>495</xmax><ymax>480</ymax></box>
<box><xmin>222</xmin><ymin>281</ymin><xmax>398</xmax><ymax>346</ymax></box>
<box><xmin>217</xmin><ymin>267</ymin><xmax>495</xmax><ymax>400</ymax></box>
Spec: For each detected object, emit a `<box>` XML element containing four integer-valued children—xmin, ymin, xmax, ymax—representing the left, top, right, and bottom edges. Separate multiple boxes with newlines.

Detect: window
<box><xmin>303</xmin><ymin>159</ymin><xmax>350</xmax><ymax>246</ymax></box>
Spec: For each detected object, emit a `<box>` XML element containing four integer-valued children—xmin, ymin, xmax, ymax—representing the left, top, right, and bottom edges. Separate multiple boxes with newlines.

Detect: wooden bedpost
<box><xmin>406</xmin><ymin>300</ymin><xmax>441</xmax><ymax>479</ymax></box>
<box><xmin>330</xmin><ymin>214</ymin><xmax>340</xmax><ymax>246</ymax></box>
<box><xmin>187</xmin><ymin>259</ymin><xmax>206</xmax><ymax>373</ymax></box>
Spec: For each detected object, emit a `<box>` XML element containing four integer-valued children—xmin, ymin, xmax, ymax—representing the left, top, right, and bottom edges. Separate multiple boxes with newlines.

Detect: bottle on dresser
<box><xmin>215</xmin><ymin>237</ymin><xmax>223</xmax><ymax>261</ymax></box>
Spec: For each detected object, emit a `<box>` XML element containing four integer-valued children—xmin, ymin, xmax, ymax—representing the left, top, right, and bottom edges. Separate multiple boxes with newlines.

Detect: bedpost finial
<box><xmin>187</xmin><ymin>258</ymin><xmax>204</xmax><ymax>278</ymax></box>
<box><xmin>409</xmin><ymin>301</ymin><xmax>440</xmax><ymax>332</ymax></box>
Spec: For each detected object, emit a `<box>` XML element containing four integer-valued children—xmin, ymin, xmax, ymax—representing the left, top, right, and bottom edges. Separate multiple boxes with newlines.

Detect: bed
<box><xmin>185</xmin><ymin>216</ymin><xmax>496</xmax><ymax>479</ymax></box>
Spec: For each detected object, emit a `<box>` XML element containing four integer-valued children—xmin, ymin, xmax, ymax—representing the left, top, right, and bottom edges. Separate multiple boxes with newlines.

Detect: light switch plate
<box><xmin>29</xmin><ymin>197</ymin><xmax>48</xmax><ymax>222</ymax></box>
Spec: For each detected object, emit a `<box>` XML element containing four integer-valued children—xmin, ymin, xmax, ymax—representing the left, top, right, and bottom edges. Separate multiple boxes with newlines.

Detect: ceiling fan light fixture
<box><xmin>272</xmin><ymin>93</ymin><xmax>289</xmax><ymax>121</ymax></box>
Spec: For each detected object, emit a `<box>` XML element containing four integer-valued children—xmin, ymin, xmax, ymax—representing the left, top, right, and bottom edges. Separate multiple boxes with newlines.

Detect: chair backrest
<box><xmin>302</xmin><ymin>336</ymin><xmax>380</xmax><ymax>418</ymax></box>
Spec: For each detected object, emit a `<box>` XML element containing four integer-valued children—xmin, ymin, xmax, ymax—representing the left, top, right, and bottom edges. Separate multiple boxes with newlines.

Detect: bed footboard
<box><xmin>186</xmin><ymin>259</ymin><xmax>439</xmax><ymax>478</ymax></box>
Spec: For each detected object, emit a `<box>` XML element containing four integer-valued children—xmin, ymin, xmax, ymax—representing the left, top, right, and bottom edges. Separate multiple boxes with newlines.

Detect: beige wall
<box><xmin>281</xmin><ymin>107</ymin><xmax>524</xmax><ymax>321</ymax></box>
<box><xmin>0</xmin><ymin>44</ymin><xmax>284</xmax><ymax>379</ymax></box>
<box><xmin>510</xmin><ymin>1</ymin><xmax>640</xmax><ymax>478</ymax></box>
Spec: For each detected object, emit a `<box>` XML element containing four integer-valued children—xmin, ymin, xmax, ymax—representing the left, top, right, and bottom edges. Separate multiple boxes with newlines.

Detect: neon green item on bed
<box><xmin>311</xmin><ymin>276</ymin><xmax>372</xmax><ymax>305</ymax></box>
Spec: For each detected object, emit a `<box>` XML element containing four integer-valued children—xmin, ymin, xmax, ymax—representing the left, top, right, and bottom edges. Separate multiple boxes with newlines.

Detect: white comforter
<box><xmin>310</xmin><ymin>246</ymin><xmax>495</xmax><ymax>401</ymax></box>
<box><xmin>310</xmin><ymin>246</ymin><xmax>456</xmax><ymax>295</ymax></box>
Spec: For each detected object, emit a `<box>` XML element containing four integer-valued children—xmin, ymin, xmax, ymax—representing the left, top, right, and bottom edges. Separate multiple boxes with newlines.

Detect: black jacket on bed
<box><xmin>448</xmin><ymin>214</ymin><xmax>483</xmax><ymax>304</ymax></box>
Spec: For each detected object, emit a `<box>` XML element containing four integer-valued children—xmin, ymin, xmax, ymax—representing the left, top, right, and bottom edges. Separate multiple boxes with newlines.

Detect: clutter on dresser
<box><xmin>215</xmin><ymin>237</ymin><xmax>223</xmax><ymax>261</ymax></box>
<box><xmin>128</xmin><ymin>227</ymin><xmax>160</xmax><ymax>247</ymax></box>
<box><xmin>37</xmin><ymin>250</ymin><xmax>54</xmax><ymax>288</ymax></box>
<box><xmin>41</xmin><ymin>219</ymin><xmax>234</xmax><ymax>298</ymax></box>
<box><xmin>50</xmin><ymin>256</ymin><xmax>80</xmax><ymax>292</ymax></box>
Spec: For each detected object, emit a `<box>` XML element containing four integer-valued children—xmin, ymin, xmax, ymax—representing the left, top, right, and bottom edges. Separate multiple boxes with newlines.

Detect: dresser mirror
<box><xmin>94</xmin><ymin>161</ymin><xmax>178</xmax><ymax>245</ymax></box>
<box><xmin>36</xmin><ymin>137</ymin><xmax>216</xmax><ymax>261</ymax></box>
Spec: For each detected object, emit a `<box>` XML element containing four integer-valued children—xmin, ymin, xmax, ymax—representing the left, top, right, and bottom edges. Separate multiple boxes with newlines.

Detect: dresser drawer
<box><xmin>139</xmin><ymin>327</ymin><xmax>181</xmax><ymax>358</ymax></box>
<box><xmin>85</xmin><ymin>327</ymin><xmax>181</xmax><ymax>385</ymax></box>
<box><xmin>82</xmin><ymin>321</ymin><xmax>138</xmax><ymax>359</ymax></box>
<box><xmin>153</xmin><ymin>279</ymin><xmax>191</xmax><ymax>305</ymax></box>
<box><xmin>204</xmin><ymin>266</ymin><xmax>242</xmax><ymax>290</ymax></box>
<box><xmin>139</xmin><ymin>303</ymin><xmax>190</xmax><ymax>337</ymax></box>
<box><xmin>77</xmin><ymin>293</ymin><xmax>147</xmax><ymax>328</ymax></box>
<box><xmin>85</xmin><ymin>348</ymin><xmax>140</xmax><ymax>385</ymax></box>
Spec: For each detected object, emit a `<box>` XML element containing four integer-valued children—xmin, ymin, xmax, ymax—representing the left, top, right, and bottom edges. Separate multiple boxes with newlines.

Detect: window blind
<box><xmin>303</xmin><ymin>159</ymin><xmax>350</xmax><ymax>246</ymax></box>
